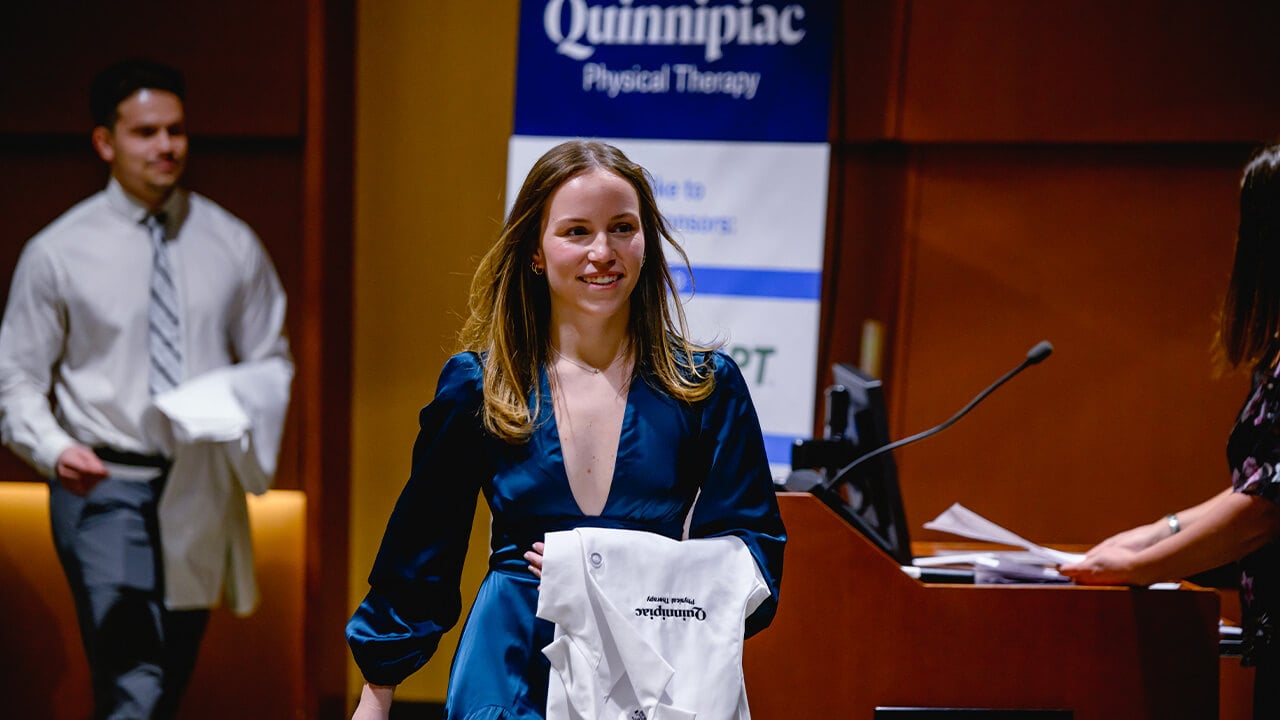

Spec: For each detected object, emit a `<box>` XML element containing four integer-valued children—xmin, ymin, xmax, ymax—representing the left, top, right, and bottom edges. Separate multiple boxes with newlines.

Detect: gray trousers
<box><xmin>49</xmin><ymin>474</ymin><xmax>209</xmax><ymax>720</ymax></box>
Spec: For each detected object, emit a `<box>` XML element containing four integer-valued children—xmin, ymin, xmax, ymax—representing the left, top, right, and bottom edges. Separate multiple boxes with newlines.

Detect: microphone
<box><xmin>827</xmin><ymin>340</ymin><xmax>1053</xmax><ymax>488</ymax></box>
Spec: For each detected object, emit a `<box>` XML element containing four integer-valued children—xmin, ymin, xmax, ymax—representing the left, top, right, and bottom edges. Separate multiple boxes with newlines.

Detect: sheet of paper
<box><xmin>971</xmin><ymin>555</ymin><xmax>1072</xmax><ymax>584</ymax></box>
<box><xmin>912</xmin><ymin>550</ymin><xmax>1044</xmax><ymax>568</ymax></box>
<box><xmin>921</xmin><ymin>502</ymin><xmax>1084</xmax><ymax>566</ymax></box>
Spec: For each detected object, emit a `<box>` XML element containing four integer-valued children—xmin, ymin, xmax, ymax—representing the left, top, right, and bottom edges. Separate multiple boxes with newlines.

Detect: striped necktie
<box><xmin>146</xmin><ymin>213</ymin><xmax>182</xmax><ymax>395</ymax></box>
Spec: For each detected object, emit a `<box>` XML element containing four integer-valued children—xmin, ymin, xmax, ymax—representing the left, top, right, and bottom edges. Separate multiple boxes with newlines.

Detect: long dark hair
<box><xmin>1221</xmin><ymin>145</ymin><xmax>1280</xmax><ymax>370</ymax></box>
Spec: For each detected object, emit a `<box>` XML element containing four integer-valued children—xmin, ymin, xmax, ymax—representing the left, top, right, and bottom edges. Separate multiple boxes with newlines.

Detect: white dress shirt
<box><xmin>0</xmin><ymin>178</ymin><xmax>292</xmax><ymax>613</ymax></box>
<box><xmin>0</xmin><ymin>178</ymin><xmax>290</xmax><ymax>475</ymax></box>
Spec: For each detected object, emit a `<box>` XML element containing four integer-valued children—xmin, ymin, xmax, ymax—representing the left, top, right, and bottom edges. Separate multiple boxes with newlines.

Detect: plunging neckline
<box><xmin>541</xmin><ymin>366</ymin><xmax>636</xmax><ymax>517</ymax></box>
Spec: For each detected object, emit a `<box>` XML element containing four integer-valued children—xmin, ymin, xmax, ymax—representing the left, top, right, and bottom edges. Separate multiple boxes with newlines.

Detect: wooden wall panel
<box><xmin>833</xmin><ymin>0</ymin><xmax>906</xmax><ymax>141</ymax></box>
<box><xmin>897</xmin><ymin>0</ymin><xmax>1280</xmax><ymax>142</ymax></box>
<box><xmin>301</xmin><ymin>1</ymin><xmax>355</xmax><ymax>714</ymax></box>
<box><xmin>891</xmin><ymin>145</ymin><xmax>1254</xmax><ymax>543</ymax></box>
<box><xmin>817</xmin><ymin>144</ymin><xmax>910</xmax><ymax>428</ymax></box>
<box><xmin>0</xmin><ymin>0</ymin><xmax>305</xmax><ymax>137</ymax></box>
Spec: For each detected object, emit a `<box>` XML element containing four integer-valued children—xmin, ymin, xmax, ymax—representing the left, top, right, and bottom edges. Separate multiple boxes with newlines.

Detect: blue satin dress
<box><xmin>347</xmin><ymin>350</ymin><xmax>785</xmax><ymax>720</ymax></box>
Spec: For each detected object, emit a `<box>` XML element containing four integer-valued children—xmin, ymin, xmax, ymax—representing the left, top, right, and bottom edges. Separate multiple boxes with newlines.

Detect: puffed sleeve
<box><xmin>1233</xmin><ymin>365</ymin><xmax>1280</xmax><ymax>504</ymax></box>
<box><xmin>687</xmin><ymin>350</ymin><xmax>786</xmax><ymax>638</ymax></box>
<box><xmin>346</xmin><ymin>352</ymin><xmax>492</xmax><ymax>686</ymax></box>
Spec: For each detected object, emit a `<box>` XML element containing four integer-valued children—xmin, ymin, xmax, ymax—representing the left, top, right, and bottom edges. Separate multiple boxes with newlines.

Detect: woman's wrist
<box><xmin>360</xmin><ymin>682</ymin><xmax>396</xmax><ymax>710</ymax></box>
<box><xmin>1164</xmin><ymin>513</ymin><xmax>1181</xmax><ymax>537</ymax></box>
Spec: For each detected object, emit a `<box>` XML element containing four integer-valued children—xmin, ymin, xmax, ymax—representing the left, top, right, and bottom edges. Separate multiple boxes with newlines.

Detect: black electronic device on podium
<box><xmin>787</xmin><ymin>363</ymin><xmax>913</xmax><ymax>565</ymax></box>
<box><xmin>785</xmin><ymin>342</ymin><xmax>1054</xmax><ymax>570</ymax></box>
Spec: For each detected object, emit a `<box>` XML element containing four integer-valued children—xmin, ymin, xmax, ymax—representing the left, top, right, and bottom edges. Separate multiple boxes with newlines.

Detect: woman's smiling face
<box><xmin>534</xmin><ymin>168</ymin><xmax>645</xmax><ymax>326</ymax></box>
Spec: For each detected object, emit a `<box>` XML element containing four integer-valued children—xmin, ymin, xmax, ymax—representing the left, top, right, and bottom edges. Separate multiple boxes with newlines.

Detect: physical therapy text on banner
<box><xmin>509</xmin><ymin>0</ymin><xmax>835</xmax><ymax>475</ymax></box>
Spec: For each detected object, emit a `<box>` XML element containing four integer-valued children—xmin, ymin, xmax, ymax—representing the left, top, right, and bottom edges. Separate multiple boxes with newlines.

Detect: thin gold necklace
<box><xmin>552</xmin><ymin>346</ymin><xmax>625</xmax><ymax>375</ymax></box>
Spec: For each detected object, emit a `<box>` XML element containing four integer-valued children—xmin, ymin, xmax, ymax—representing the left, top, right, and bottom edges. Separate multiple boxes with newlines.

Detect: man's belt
<box><xmin>92</xmin><ymin>447</ymin><xmax>169</xmax><ymax>468</ymax></box>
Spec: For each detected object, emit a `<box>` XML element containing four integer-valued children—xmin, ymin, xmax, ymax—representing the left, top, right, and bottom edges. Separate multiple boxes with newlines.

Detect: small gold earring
<box><xmin>530</xmin><ymin>261</ymin><xmax>544</xmax><ymax>276</ymax></box>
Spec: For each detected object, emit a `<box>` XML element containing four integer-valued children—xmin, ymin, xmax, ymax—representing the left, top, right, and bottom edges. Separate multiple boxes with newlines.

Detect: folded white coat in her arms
<box><xmin>537</xmin><ymin>527</ymin><xmax>770</xmax><ymax>720</ymax></box>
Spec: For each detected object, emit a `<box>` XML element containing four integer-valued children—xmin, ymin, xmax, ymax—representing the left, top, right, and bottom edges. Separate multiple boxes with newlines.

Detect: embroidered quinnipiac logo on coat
<box><xmin>634</xmin><ymin>594</ymin><xmax>708</xmax><ymax>621</ymax></box>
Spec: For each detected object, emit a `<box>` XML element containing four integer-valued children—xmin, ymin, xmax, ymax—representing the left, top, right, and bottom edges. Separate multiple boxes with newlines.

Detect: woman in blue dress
<box><xmin>347</xmin><ymin>140</ymin><xmax>786</xmax><ymax>719</ymax></box>
<box><xmin>1061</xmin><ymin>145</ymin><xmax>1280</xmax><ymax>718</ymax></box>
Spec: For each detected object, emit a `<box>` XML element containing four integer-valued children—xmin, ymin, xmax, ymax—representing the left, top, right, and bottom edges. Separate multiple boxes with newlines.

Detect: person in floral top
<box><xmin>1061</xmin><ymin>144</ymin><xmax>1280</xmax><ymax>718</ymax></box>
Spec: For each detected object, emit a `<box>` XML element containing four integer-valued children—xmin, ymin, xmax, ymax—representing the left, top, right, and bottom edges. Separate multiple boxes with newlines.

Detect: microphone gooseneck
<box><xmin>827</xmin><ymin>340</ymin><xmax>1053</xmax><ymax>488</ymax></box>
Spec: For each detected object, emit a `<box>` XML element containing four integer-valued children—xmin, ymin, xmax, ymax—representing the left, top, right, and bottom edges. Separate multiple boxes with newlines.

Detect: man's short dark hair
<box><xmin>89</xmin><ymin>59</ymin><xmax>186</xmax><ymax>129</ymax></box>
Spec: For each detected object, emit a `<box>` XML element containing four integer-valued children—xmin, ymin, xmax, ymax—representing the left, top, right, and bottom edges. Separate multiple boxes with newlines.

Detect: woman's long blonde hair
<box><xmin>458</xmin><ymin>140</ymin><xmax>716</xmax><ymax>443</ymax></box>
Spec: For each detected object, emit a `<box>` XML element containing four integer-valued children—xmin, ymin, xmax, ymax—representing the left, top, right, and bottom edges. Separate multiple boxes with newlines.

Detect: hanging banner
<box><xmin>510</xmin><ymin>0</ymin><xmax>835</xmax><ymax>476</ymax></box>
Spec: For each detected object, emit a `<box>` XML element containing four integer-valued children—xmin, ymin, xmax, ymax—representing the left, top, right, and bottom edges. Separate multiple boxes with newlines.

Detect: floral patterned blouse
<box><xmin>1229</xmin><ymin>354</ymin><xmax>1280</xmax><ymax>665</ymax></box>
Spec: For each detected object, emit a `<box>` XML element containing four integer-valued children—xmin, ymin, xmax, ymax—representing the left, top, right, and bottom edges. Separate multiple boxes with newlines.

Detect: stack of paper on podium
<box><xmin>914</xmin><ymin>503</ymin><xmax>1084</xmax><ymax>584</ymax></box>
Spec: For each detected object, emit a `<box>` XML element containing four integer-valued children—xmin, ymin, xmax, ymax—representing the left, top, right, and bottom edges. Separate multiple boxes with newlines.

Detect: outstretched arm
<box><xmin>1061</xmin><ymin>489</ymin><xmax>1280</xmax><ymax>585</ymax></box>
<box><xmin>1073</xmin><ymin>488</ymin><xmax>1233</xmax><ymax>556</ymax></box>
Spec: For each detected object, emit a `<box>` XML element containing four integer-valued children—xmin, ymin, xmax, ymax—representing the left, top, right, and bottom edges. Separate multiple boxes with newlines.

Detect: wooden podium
<box><xmin>742</xmin><ymin>494</ymin><xmax>1220</xmax><ymax>719</ymax></box>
